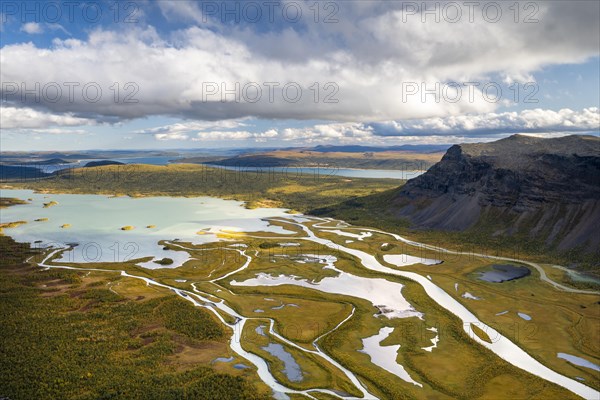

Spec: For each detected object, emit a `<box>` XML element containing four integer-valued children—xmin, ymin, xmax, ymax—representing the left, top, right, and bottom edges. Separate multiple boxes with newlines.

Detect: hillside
<box><xmin>0</xmin><ymin>165</ymin><xmax>51</xmax><ymax>180</ymax></box>
<box><xmin>313</xmin><ymin>135</ymin><xmax>600</xmax><ymax>267</ymax></box>
<box><xmin>393</xmin><ymin>135</ymin><xmax>599</xmax><ymax>251</ymax></box>
<box><xmin>182</xmin><ymin>149</ymin><xmax>444</xmax><ymax>171</ymax></box>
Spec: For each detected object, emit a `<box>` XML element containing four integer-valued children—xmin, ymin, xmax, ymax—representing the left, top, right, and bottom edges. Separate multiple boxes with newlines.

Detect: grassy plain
<box><xmin>2</xmin><ymin>164</ymin><xmax>399</xmax><ymax>212</ymax></box>
<box><xmin>28</xmin><ymin>225</ymin><xmax>593</xmax><ymax>398</ymax></box>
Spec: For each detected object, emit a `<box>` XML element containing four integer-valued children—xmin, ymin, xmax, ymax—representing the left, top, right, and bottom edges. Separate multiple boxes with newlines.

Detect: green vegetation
<box><xmin>313</xmin><ymin>224</ymin><xmax>600</xmax><ymax>392</ymax></box>
<box><xmin>258</xmin><ymin>242</ymin><xmax>280</xmax><ymax>249</ymax></box>
<box><xmin>155</xmin><ymin>298</ymin><xmax>225</xmax><ymax>341</ymax></box>
<box><xmin>154</xmin><ymin>257</ymin><xmax>174</xmax><ymax>266</ymax></box>
<box><xmin>2</xmin><ymin>166</ymin><xmax>598</xmax><ymax>399</ymax></box>
<box><xmin>193</xmin><ymin>148</ymin><xmax>442</xmax><ymax>170</ymax></box>
<box><xmin>312</xmin><ymin>263</ymin><xmax>582</xmax><ymax>400</ymax></box>
<box><xmin>218</xmin><ymin>229</ymin><xmax>592</xmax><ymax>398</ymax></box>
<box><xmin>380</xmin><ymin>243</ymin><xmax>395</xmax><ymax>251</ymax></box>
<box><xmin>470</xmin><ymin>324</ymin><xmax>493</xmax><ymax>343</ymax></box>
<box><xmin>0</xmin><ymin>197</ymin><xmax>28</xmax><ymax>208</ymax></box>
<box><xmin>240</xmin><ymin>319</ymin><xmax>360</xmax><ymax>395</ymax></box>
<box><xmin>0</xmin><ymin>220</ymin><xmax>27</xmax><ymax>234</ymax></box>
<box><xmin>5</xmin><ymin>164</ymin><xmax>399</xmax><ymax>213</ymax></box>
<box><xmin>0</xmin><ymin>235</ymin><xmax>270</xmax><ymax>400</ymax></box>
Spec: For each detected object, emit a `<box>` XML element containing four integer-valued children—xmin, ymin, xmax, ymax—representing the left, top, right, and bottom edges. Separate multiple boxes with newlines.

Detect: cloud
<box><xmin>1</xmin><ymin>1</ymin><xmax>598</xmax><ymax>125</ymax></box>
<box><xmin>21</xmin><ymin>22</ymin><xmax>43</xmax><ymax>34</ymax></box>
<box><xmin>135</xmin><ymin>120</ymin><xmax>249</xmax><ymax>141</ymax></box>
<box><xmin>143</xmin><ymin>122</ymin><xmax>279</xmax><ymax>142</ymax></box>
<box><xmin>157</xmin><ymin>1</ymin><xmax>208</xmax><ymax>25</ymax></box>
<box><xmin>151</xmin><ymin>129</ymin><xmax>278</xmax><ymax>142</ymax></box>
<box><xmin>280</xmin><ymin>123</ymin><xmax>373</xmax><ymax>142</ymax></box>
<box><xmin>19</xmin><ymin>22</ymin><xmax>70</xmax><ymax>35</ymax></box>
<box><xmin>155</xmin><ymin>132</ymin><xmax>189</xmax><ymax>141</ymax></box>
<box><xmin>191</xmin><ymin>129</ymin><xmax>278</xmax><ymax>142</ymax></box>
<box><xmin>368</xmin><ymin>108</ymin><xmax>600</xmax><ymax>137</ymax></box>
<box><xmin>138</xmin><ymin>108</ymin><xmax>599</xmax><ymax>144</ymax></box>
<box><xmin>0</xmin><ymin>106</ymin><xmax>95</xmax><ymax>129</ymax></box>
<box><xmin>23</xmin><ymin>128</ymin><xmax>88</xmax><ymax>135</ymax></box>
<box><xmin>135</xmin><ymin>119</ymin><xmax>276</xmax><ymax>142</ymax></box>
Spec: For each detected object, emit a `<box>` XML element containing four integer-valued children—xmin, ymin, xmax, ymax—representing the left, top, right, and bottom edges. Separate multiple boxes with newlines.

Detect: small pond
<box><xmin>557</xmin><ymin>353</ymin><xmax>600</xmax><ymax>372</ymax></box>
<box><xmin>261</xmin><ymin>343</ymin><xmax>303</xmax><ymax>382</ymax></box>
<box><xmin>478</xmin><ymin>264</ymin><xmax>530</xmax><ymax>283</ymax></box>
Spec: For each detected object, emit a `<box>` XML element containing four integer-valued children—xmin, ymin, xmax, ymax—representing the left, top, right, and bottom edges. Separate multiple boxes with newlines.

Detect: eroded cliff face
<box><xmin>392</xmin><ymin>135</ymin><xmax>600</xmax><ymax>253</ymax></box>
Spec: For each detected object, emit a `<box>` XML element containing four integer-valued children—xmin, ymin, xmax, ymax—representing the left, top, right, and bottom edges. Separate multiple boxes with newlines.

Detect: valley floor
<box><xmin>1</xmin><ymin>210</ymin><xmax>599</xmax><ymax>399</ymax></box>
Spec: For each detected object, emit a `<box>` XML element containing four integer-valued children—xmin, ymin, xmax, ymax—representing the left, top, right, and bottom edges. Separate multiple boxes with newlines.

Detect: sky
<box><xmin>0</xmin><ymin>0</ymin><xmax>599</xmax><ymax>151</ymax></box>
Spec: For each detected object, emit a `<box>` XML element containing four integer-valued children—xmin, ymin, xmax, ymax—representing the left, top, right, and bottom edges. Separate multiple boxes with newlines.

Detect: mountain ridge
<box><xmin>392</xmin><ymin>134</ymin><xmax>600</xmax><ymax>254</ymax></box>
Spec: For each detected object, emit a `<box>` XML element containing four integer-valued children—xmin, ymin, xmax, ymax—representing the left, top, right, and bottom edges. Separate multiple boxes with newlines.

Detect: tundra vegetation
<box><xmin>1</xmin><ymin>164</ymin><xmax>598</xmax><ymax>399</ymax></box>
<box><xmin>0</xmin><ymin>235</ymin><xmax>270</xmax><ymax>400</ymax></box>
<box><xmin>2</xmin><ymin>217</ymin><xmax>597</xmax><ymax>399</ymax></box>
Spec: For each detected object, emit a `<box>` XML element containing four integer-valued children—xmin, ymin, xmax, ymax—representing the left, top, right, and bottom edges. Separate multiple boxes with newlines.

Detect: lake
<box><xmin>0</xmin><ymin>189</ymin><xmax>292</xmax><ymax>267</ymax></box>
<box><xmin>477</xmin><ymin>264</ymin><xmax>531</xmax><ymax>283</ymax></box>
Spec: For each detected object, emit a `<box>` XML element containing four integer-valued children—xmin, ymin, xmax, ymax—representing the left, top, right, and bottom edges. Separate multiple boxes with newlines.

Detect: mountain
<box><xmin>195</xmin><ymin>148</ymin><xmax>443</xmax><ymax>170</ymax></box>
<box><xmin>308</xmin><ymin>144</ymin><xmax>451</xmax><ymax>153</ymax></box>
<box><xmin>16</xmin><ymin>158</ymin><xmax>73</xmax><ymax>165</ymax></box>
<box><xmin>205</xmin><ymin>155</ymin><xmax>294</xmax><ymax>167</ymax></box>
<box><xmin>391</xmin><ymin>135</ymin><xmax>600</xmax><ymax>254</ymax></box>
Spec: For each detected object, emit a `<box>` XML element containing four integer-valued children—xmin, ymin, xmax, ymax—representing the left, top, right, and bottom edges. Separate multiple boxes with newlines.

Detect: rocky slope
<box><xmin>391</xmin><ymin>135</ymin><xmax>600</xmax><ymax>254</ymax></box>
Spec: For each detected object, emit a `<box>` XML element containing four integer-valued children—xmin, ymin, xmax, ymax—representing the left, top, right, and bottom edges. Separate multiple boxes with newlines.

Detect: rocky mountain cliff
<box><xmin>392</xmin><ymin>135</ymin><xmax>600</xmax><ymax>254</ymax></box>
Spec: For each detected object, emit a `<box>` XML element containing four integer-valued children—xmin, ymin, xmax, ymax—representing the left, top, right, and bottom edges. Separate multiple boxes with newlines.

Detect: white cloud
<box><xmin>25</xmin><ymin>128</ymin><xmax>88</xmax><ymax>135</ymax></box>
<box><xmin>157</xmin><ymin>1</ymin><xmax>209</xmax><ymax>25</ymax></box>
<box><xmin>0</xmin><ymin>106</ymin><xmax>94</xmax><ymax>129</ymax></box>
<box><xmin>19</xmin><ymin>22</ymin><xmax>70</xmax><ymax>35</ymax></box>
<box><xmin>280</xmin><ymin>123</ymin><xmax>373</xmax><ymax>142</ymax></box>
<box><xmin>1</xmin><ymin>2</ymin><xmax>597</xmax><ymax>124</ymax></box>
<box><xmin>135</xmin><ymin>120</ymin><xmax>249</xmax><ymax>141</ymax></box>
<box><xmin>21</xmin><ymin>22</ymin><xmax>43</xmax><ymax>34</ymax></box>
<box><xmin>155</xmin><ymin>132</ymin><xmax>189</xmax><ymax>141</ymax></box>
<box><xmin>369</xmin><ymin>108</ymin><xmax>600</xmax><ymax>136</ymax></box>
<box><xmin>133</xmin><ymin>108</ymin><xmax>598</xmax><ymax>144</ymax></box>
<box><xmin>152</xmin><ymin>128</ymin><xmax>279</xmax><ymax>142</ymax></box>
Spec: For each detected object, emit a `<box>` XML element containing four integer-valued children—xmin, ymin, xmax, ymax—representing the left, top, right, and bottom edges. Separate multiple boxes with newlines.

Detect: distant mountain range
<box><xmin>187</xmin><ymin>146</ymin><xmax>446</xmax><ymax>170</ymax></box>
<box><xmin>392</xmin><ymin>135</ymin><xmax>600</xmax><ymax>254</ymax></box>
<box><xmin>305</xmin><ymin>144</ymin><xmax>451</xmax><ymax>153</ymax></box>
<box><xmin>0</xmin><ymin>150</ymin><xmax>182</xmax><ymax>163</ymax></box>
